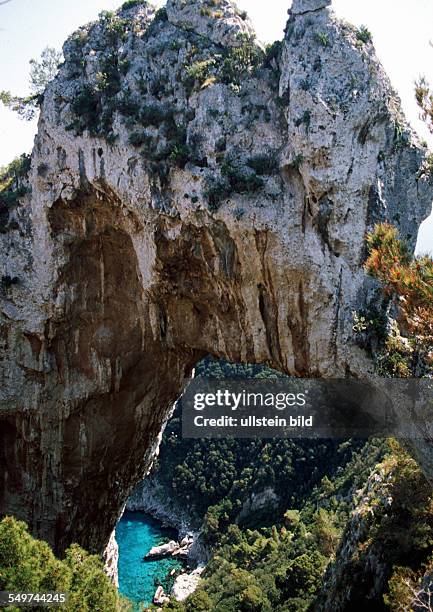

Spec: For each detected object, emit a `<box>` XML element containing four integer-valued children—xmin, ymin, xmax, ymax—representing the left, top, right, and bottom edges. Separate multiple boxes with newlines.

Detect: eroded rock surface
<box><xmin>0</xmin><ymin>0</ymin><xmax>432</xmax><ymax>554</ymax></box>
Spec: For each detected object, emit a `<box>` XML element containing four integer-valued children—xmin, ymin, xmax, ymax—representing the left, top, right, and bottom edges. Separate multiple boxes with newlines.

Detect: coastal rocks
<box><xmin>145</xmin><ymin>533</ymin><xmax>202</xmax><ymax>604</ymax></box>
<box><xmin>103</xmin><ymin>530</ymin><xmax>119</xmax><ymax>587</ymax></box>
<box><xmin>171</xmin><ymin>566</ymin><xmax>205</xmax><ymax>602</ymax></box>
<box><xmin>0</xmin><ymin>0</ymin><xmax>433</xmax><ymax>557</ymax></box>
<box><xmin>145</xmin><ymin>540</ymin><xmax>179</xmax><ymax>560</ymax></box>
<box><xmin>127</xmin><ymin>477</ymin><xmax>211</xmax><ymax>565</ymax></box>
<box><xmin>153</xmin><ymin>585</ymin><xmax>170</xmax><ymax>606</ymax></box>
<box><xmin>127</xmin><ymin>478</ymin><xmax>194</xmax><ymax>538</ymax></box>
<box><xmin>144</xmin><ymin>536</ymin><xmax>193</xmax><ymax>561</ymax></box>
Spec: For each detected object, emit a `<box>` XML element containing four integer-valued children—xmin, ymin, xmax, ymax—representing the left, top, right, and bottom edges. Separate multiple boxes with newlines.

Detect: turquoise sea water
<box><xmin>117</xmin><ymin>510</ymin><xmax>183</xmax><ymax>608</ymax></box>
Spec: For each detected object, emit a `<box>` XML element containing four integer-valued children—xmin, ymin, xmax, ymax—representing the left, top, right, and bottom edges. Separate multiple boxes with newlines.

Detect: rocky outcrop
<box><xmin>290</xmin><ymin>0</ymin><xmax>331</xmax><ymax>14</ymax></box>
<box><xmin>127</xmin><ymin>477</ymin><xmax>195</xmax><ymax>537</ymax></box>
<box><xmin>127</xmin><ymin>477</ymin><xmax>210</xmax><ymax>565</ymax></box>
<box><xmin>236</xmin><ymin>486</ymin><xmax>279</xmax><ymax>523</ymax></box>
<box><xmin>144</xmin><ymin>535</ymin><xmax>192</xmax><ymax>560</ymax></box>
<box><xmin>171</xmin><ymin>566</ymin><xmax>205</xmax><ymax>602</ymax></box>
<box><xmin>318</xmin><ymin>463</ymin><xmax>393</xmax><ymax>609</ymax></box>
<box><xmin>153</xmin><ymin>585</ymin><xmax>170</xmax><ymax>606</ymax></box>
<box><xmin>103</xmin><ymin>529</ymin><xmax>119</xmax><ymax>587</ymax></box>
<box><xmin>0</xmin><ymin>0</ymin><xmax>432</xmax><ymax>556</ymax></box>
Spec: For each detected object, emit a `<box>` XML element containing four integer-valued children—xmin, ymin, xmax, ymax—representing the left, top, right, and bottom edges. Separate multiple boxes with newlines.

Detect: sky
<box><xmin>0</xmin><ymin>0</ymin><xmax>432</xmax><ymax>253</ymax></box>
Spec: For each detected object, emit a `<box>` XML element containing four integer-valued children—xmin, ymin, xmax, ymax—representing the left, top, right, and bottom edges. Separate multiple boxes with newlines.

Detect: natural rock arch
<box><xmin>1</xmin><ymin>0</ymin><xmax>432</xmax><ymax>555</ymax></box>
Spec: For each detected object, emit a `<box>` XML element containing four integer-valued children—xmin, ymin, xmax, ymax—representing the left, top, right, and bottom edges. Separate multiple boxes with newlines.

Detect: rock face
<box><xmin>171</xmin><ymin>566</ymin><xmax>205</xmax><ymax>602</ymax></box>
<box><xmin>153</xmin><ymin>585</ymin><xmax>170</xmax><ymax>605</ymax></box>
<box><xmin>290</xmin><ymin>0</ymin><xmax>331</xmax><ymax>15</ymax></box>
<box><xmin>127</xmin><ymin>477</ymin><xmax>195</xmax><ymax>537</ymax></box>
<box><xmin>103</xmin><ymin>529</ymin><xmax>119</xmax><ymax>587</ymax></box>
<box><xmin>0</xmin><ymin>0</ymin><xmax>432</xmax><ymax>555</ymax></box>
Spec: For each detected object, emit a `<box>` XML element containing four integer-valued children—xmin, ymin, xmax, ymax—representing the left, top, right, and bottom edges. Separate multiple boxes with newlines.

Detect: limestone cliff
<box><xmin>0</xmin><ymin>0</ymin><xmax>432</xmax><ymax>555</ymax></box>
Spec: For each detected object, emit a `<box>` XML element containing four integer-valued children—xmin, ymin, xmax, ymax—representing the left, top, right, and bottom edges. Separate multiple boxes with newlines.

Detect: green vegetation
<box><xmin>129</xmin><ymin>130</ymin><xmax>150</xmax><ymax>148</ymax></box>
<box><xmin>0</xmin><ymin>47</ymin><xmax>61</xmax><ymax>120</ymax></box>
<box><xmin>220</xmin><ymin>35</ymin><xmax>263</xmax><ymax>87</ymax></box>
<box><xmin>185</xmin><ymin>59</ymin><xmax>217</xmax><ymax>91</ymax></box>
<box><xmin>66</xmin><ymin>11</ymin><xmax>131</xmax><ymax>139</ymax></box>
<box><xmin>264</xmin><ymin>41</ymin><xmax>281</xmax><ymax>63</ymax></box>
<box><xmin>322</xmin><ymin>443</ymin><xmax>433</xmax><ymax>610</ymax></box>
<box><xmin>204</xmin><ymin>154</ymin><xmax>266</xmax><ymax>212</ymax></box>
<box><xmin>0</xmin><ymin>154</ymin><xmax>31</xmax><ymax>233</ymax></box>
<box><xmin>356</xmin><ymin>25</ymin><xmax>372</xmax><ymax>44</ymax></box>
<box><xmin>418</xmin><ymin>151</ymin><xmax>433</xmax><ymax>179</ymax></box>
<box><xmin>416</xmin><ymin>76</ymin><xmax>433</xmax><ymax>134</ymax></box>
<box><xmin>353</xmin><ymin>223</ymin><xmax>433</xmax><ymax>376</ymax></box>
<box><xmin>151</xmin><ymin>217</ymin><xmax>433</xmax><ymax>610</ymax></box>
<box><xmin>392</xmin><ymin>120</ymin><xmax>410</xmax><ymax>151</ymax></box>
<box><xmin>68</xmin><ymin>85</ymin><xmax>102</xmax><ymax>136</ymax></box>
<box><xmin>0</xmin><ymin>516</ymin><xmax>128</xmax><ymax>611</ymax></box>
<box><xmin>294</xmin><ymin>110</ymin><xmax>311</xmax><ymax>131</ymax></box>
<box><xmin>292</xmin><ymin>153</ymin><xmax>304</xmax><ymax>170</ymax></box>
<box><xmin>155</xmin><ymin>378</ymin><xmax>388</xmax><ymax>612</ymax></box>
<box><xmin>199</xmin><ymin>0</ymin><xmax>223</xmax><ymax>18</ymax></box>
<box><xmin>153</xmin><ymin>7</ymin><xmax>168</xmax><ymax>23</ymax></box>
<box><xmin>315</xmin><ymin>32</ymin><xmax>330</xmax><ymax>47</ymax></box>
<box><xmin>140</xmin><ymin>103</ymin><xmax>169</xmax><ymax>127</ymax></box>
<box><xmin>247</xmin><ymin>154</ymin><xmax>279</xmax><ymax>176</ymax></box>
<box><xmin>221</xmin><ymin>157</ymin><xmax>264</xmax><ymax>194</ymax></box>
<box><xmin>71</xmin><ymin>29</ymin><xmax>89</xmax><ymax>48</ymax></box>
<box><xmin>364</xmin><ymin>223</ymin><xmax>433</xmax><ymax>376</ymax></box>
<box><xmin>183</xmin><ymin>34</ymin><xmax>264</xmax><ymax>95</ymax></box>
<box><xmin>152</xmin><ymin>389</ymin><xmax>433</xmax><ymax>611</ymax></box>
<box><xmin>116</xmin><ymin>91</ymin><xmax>140</xmax><ymax>117</ymax></box>
<box><xmin>121</xmin><ymin>0</ymin><xmax>146</xmax><ymax>9</ymax></box>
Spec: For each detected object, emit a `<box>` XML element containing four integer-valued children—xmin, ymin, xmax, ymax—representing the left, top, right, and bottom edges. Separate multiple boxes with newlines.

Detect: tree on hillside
<box><xmin>0</xmin><ymin>516</ymin><xmax>129</xmax><ymax>611</ymax></box>
<box><xmin>364</xmin><ymin>223</ymin><xmax>433</xmax><ymax>376</ymax></box>
<box><xmin>0</xmin><ymin>47</ymin><xmax>61</xmax><ymax>120</ymax></box>
<box><xmin>416</xmin><ymin>72</ymin><xmax>433</xmax><ymax>133</ymax></box>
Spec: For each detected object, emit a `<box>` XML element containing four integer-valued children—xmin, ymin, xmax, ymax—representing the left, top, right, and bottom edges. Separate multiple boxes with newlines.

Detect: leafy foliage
<box><xmin>28</xmin><ymin>48</ymin><xmax>62</xmax><ymax>95</ymax></box>
<box><xmin>0</xmin><ymin>47</ymin><xmax>61</xmax><ymax>120</ymax></box>
<box><xmin>315</xmin><ymin>32</ymin><xmax>330</xmax><ymax>47</ymax></box>
<box><xmin>322</xmin><ymin>443</ymin><xmax>433</xmax><ymax>610</ymax></box>
<box><xmin>220</xmin><ymin>35</ymin><xmax>264</xmax><ymax>87</ymax></box>
<box><xmin>183</xmin><ymin>34</ymin><xmax>264</xmax><ymax>95</ymax></box>
<box><xmin>70</xmin><ymin>85</ymin><xmax>102</xmax><ymax>136</ymax></box>
<box><xmin>0</xmin><ymin>516</ymin><xmax>128</xmax><ymax>611</ymax></box>
<box><xmin>365</xmin><ymin>223</ymin><xmax>433</xmax><ymax>371</ymax></box>
<box><xmin>0</xmin><ymin>154</ymin><xmax>31</xmax><ymax>232</ymax></box>
<box><xmin>247</xmin><ymin>154</ymin><xmax>279</xmax><ymax>176</ymax></box>
<box><xmin>356</xmin><ymin>25</ymin><xmax>372</xmax><ymax>45</ymax></box>
<box><xmin>161</xmin><ymin>427</ymin><xmax>388</xmax><ymax>612</ymax></box>
<box><xmin>221</xmin><ymin>157</ymin><xmax>264</xmax><ymax>194</ymax></box>
<box><xmin>121</xmin><ymin>0</ymin><xmax>146</xmax><ymax>9</ymax></box>
<box><xmin>416</xmin><ymin>76</ymin><xmax>433</xmax><ymax>133</ymax></box>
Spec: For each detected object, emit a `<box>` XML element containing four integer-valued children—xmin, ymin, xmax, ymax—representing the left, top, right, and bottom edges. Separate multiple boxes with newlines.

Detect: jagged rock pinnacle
<box><xmin>290</xmin><ymin>0</ymin><xmax>332</xmax><ymax>15</ymax></box>
<box><xmin>166</xmin><ymin>0</ymin><xmax>255</xmax><ymax>47</ymax></box>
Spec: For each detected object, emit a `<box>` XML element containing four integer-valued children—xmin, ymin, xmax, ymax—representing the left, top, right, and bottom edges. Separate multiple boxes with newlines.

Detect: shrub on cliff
<box><xmin>0</xmin><ymin>516</ymin><xmax>129</xmax><ymax>611</ymax></box>
<box><xmin>0</xmin><ymin>154</ymin><xmax>31</xmax><ymax>233</ymax></box>
<box><xmin>364</xmin><ymin>222</ymin><xmax>433</xmax><ymax>374</ymax></box>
